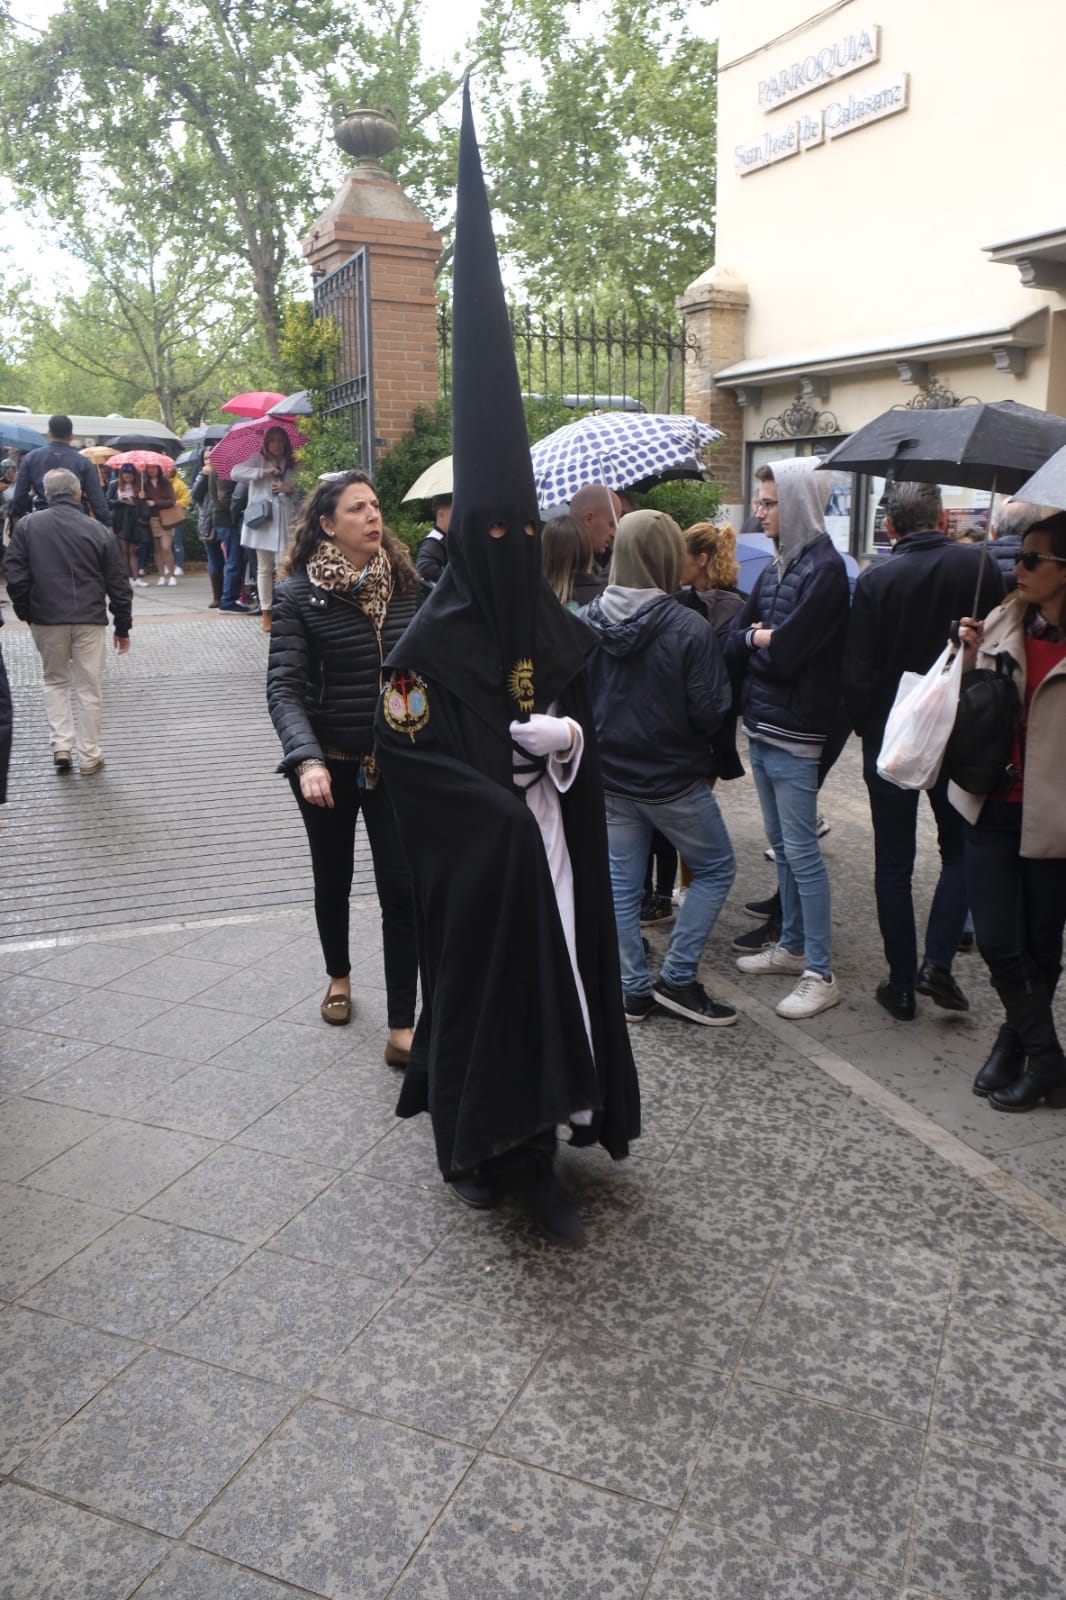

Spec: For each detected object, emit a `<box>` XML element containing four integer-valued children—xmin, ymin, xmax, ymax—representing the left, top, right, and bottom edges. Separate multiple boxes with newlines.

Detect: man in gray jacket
<box><xmin>5</xmin><ymin>468</ymin><xmax>131</xmax><ymax>774</ymax></box>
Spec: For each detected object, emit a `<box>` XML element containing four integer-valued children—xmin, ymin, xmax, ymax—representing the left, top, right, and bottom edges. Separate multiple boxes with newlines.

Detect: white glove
<box><xmin>509</xmin><ymin>714</ymin><xmax>578</xmax><ymax>758</ymax></box>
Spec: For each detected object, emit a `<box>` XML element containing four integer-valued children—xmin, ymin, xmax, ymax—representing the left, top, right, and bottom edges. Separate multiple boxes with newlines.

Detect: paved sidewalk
<box><xmin>2</xmin><ymin>576</ymin><xmax>1066</xmax><ymax>1598</ymax></box>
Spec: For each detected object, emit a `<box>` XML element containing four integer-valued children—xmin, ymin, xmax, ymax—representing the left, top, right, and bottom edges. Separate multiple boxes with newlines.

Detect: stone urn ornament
<box><xmin>333</xmin><ymin>107</ymin><xmax>399</xmax><ymax>167</ymax></box>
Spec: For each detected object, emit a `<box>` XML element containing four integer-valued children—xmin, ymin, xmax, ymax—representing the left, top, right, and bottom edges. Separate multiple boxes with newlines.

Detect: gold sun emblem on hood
<box><xmin>507</xmin><ymin>657</ymin><xmax>535</xmax><ymax>712</ymax></box>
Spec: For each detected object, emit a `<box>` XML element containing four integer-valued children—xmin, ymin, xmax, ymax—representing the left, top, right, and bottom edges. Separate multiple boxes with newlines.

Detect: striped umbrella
<box><xmin>208</xmin><ymin>416</ymin><xmax>306</xmax><ymax>481</ymax></box>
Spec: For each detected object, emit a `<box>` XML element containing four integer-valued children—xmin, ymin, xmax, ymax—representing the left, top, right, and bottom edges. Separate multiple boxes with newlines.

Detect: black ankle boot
<box><xmin>988</xmin><ymin>984</ymin><xmax>1066</xmax><ymax>1113</ymax></box>
<box><xmin>973</xmin><ymin>1023</ymin><xmax>1024</xmax><ymax>1097</ymax></box>
<box><xmin>514</xmin><ymin>1157</ymin><xmax>586</xmax><ymax>1247</ymax></box>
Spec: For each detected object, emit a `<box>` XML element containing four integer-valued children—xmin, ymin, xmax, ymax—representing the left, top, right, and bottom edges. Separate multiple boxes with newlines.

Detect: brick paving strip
<box><xmin>2</xmin><ymin>575</ymin><xmax>1066</xmax><ymax>1599</ymax></box>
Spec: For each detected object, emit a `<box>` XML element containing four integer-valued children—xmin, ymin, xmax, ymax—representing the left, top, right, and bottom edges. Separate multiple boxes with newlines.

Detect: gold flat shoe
<box><xmin>383</xmin><ymin>1040</ymin><xmax>410</xmax><ymax>1067</ymax></box>
<box><xmin>320</xmin><ymin>988</ymin><xmax>351</xmax><ymax>1025</ymax></box>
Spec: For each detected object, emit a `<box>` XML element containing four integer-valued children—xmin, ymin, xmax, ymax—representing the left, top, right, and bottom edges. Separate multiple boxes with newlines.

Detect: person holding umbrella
<box><xmin>954</xmin><ymin>511</ymin><xmax>1066</xmax><ymax>1112</ymax></box>
<box><xmin>107</xmin><ymin>466</ymin><xmax>151</xmax><ymax>585</ymax></box>
<box><xmin>232</xmin><ymin>424</ymin><xmax>298</xmax><ymax>632</ymax></box>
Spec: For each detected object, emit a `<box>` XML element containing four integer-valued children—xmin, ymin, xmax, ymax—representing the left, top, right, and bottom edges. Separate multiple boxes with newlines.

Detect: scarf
<box><xmin>306</xmin><ymin>541</ymin><xmax>394</xmax><ymax>788</ymax></box>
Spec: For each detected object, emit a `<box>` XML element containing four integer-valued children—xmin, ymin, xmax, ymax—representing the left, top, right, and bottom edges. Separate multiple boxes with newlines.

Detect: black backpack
<box><xmin>944</xmin><ymin>652</ymin><xmax>1020</xmax><ymax>795</ymax></box>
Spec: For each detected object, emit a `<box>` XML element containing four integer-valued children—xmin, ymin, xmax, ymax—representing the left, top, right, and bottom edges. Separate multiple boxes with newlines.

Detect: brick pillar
<box><xmin>677</xmin><ymin>266</ymin><xmax>750</xmax><ymax>504</ymax></box>
<box><xmin>302</xmin><ymin>138</ymin><xmax>442</xmax><ymax>459</ymax></box>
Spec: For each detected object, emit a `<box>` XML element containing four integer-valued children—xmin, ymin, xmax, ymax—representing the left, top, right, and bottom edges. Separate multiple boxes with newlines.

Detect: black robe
<box><xmin>374</xmin><ymin>574</ymin><xmax>640</xmax><ymax>1181</ymax></box>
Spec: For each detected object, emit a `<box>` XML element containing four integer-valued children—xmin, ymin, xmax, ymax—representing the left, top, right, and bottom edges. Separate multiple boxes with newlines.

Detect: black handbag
<box><xmin>943</xmin><ymin>652</ymin><xmax>1019</xmax><ymax>795</ymax></box>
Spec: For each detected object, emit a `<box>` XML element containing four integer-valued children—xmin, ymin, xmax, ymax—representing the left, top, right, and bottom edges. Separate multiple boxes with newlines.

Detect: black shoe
<box><xmin>916</xmin><ymin>963</ymin><xmax>969</xmax><ymax>1012</ymax></box>
<box><xmin>219</xmin><ymin>601</ymin><xmax>250</xmax><ymax>613</ymax></box>
<box><xmin>53</xmin><ymin>751</ymin><xmax>73</xmax><ymax>772</ymax></box>
<box><xmin>449</xmin><ymin>1175</ymin><xmax>497</xmax><ymax>1208</ymax></box>
<box><xmin>988</xmin><ymin>983</ymin><xmax>1066</xmax><ymax>1112</ymax></box>
<box><xmin>732</xmin><ymin>918</ymin><xmax>781</xmax><ymax>954</ymax></box>
<box><xmin>623</xmin><ymin>991</ymin><xmax>656</xmax><ymax>1023</ymax></box>
<box><xmin>989</xmin><ymin>1051</ymin><xmax>1066</xmax><ymax>1112</ymax></box>
<box><xmin>516</xmin><ymin>1158</ymin><xmax>586</xmax><ymax>1246</ymax></box>
<box><xmin>957</xmin><ymin>930</ymin><xmax>976</xmax><ymax>954</ymax></box>
<box><xmin>640</xmin><ymin>894</ymin><xmax>674</xmax><ymax>928</ymax></box>
<box><xmin>651</xmin><ymin>978</ymin><xmax>737</xmax><ymax>1027</ymax></box>
<box><xmin>743</xmin><ymin>890</ymin><xmax>781</xmax><ymax>919</ymax></box>
<box><xmin>973</xmin><ymin>1024</ymin><xmax>1024</xmax><ymax>1098</ymax></box>
<box><xmin>876</xmin><ymin>981</ymin><xmax>916</xmax><ymax>1021</ymax></box>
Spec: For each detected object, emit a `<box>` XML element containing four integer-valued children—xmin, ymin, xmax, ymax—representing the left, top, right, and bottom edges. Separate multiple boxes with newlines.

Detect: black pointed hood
<box><xmin>383</xmin><ymin>79</ymin><xmax>587</xmax><ymax>721</ymax></box>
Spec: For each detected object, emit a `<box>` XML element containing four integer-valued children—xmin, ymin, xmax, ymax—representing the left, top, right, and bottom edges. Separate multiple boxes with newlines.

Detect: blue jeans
<box><xmin>218</xmin><ymin>525</ymin><xmax>245</xmax><ymax>607</ymax></box>
<box><xmin>862</xmin><ymin>735</ymin><xmax>967</xmax><ymax>987</ymax></box>
<box><xmin>172</xmin><ymin>526</ymin><xmax>185</xmax><ymax>568</ymax></box>
<box><xmin>748</xmin><ymin>739</ymin><xmax>832</xmax><ymax>978</ymax></box>
<box><xmin>204</xmin><ymin>538</ymin><xmax>225</xmax><ymax>579</ymax></box>
<box><xmin>604</xmin><ymin>782</ymin><xmax>735</xmax><ymax>997</ymax></box>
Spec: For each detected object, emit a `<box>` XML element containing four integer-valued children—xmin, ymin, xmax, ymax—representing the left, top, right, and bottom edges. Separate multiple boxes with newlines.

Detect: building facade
<box><xmin>687</xmin><ymin>0</ymin><xmax>1066</xmax><ymax>549</ymax></box>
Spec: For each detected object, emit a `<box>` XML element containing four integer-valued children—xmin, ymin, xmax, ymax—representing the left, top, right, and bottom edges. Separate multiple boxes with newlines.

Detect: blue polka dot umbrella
<box><xmin>529</xmin><ymin>411</ymin><xmax>723</xmax><ymax>511</ymax></box>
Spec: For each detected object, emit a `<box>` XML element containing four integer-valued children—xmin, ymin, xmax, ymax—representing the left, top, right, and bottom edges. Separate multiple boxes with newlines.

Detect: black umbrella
<box><xmin>820</xmin><ymin>400</ymin><xmax>1066</xmax><ymax>495</ymax></box>
<box><xmin>180</xmin><ymin>423</ymin><xmax>230</xmax><ymax>447</ymax></box>
<box><xmin>266</xmin><ymin>390</ymin><xmax>313</xmax><ymax>418</ymax></box>
<box><xmin>106</xmin><ymin>431</ymin><xmax>181</xmax><ymax>453</ymax></box>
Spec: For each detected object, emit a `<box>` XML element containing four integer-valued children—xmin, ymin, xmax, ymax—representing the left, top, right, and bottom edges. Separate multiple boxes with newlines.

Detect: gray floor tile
<box><xmin>686</xmin><ymin>1381</ymin><xmax>924</xmax><ymax>1582</ymax></box>
<box><xmin>741</xmin><ymin>1279</ymin><xmax>944</xmax><ymax>1426</ymax></box>
<box><xmin>179</xmin><ymin>919</ymin><xmax>303</xmax><ymax>967</ymax></box>
<box><xmin>0</xmin><ymin>1304</ymin><xmax>142</xmax><ymax>1473</ymax></box>
<box><xmin>268</xmin><ymin>1172</ymin><xmax>458</xmax><ymax>1284</ymax></box>
<box><xmin>26</xmin><ymin>1118</ymin><xmax>217</xmax><ymax>1211</ymax></box>
<box><xmin>107</xmin><ymin>952</ymin><xmax>227</xmax><ymax>1002</ymax></box>
<box><xmin>131</xmin><ymin>1063</ymin><xmax>294</xmax><ymax>1139</ymax></box>
<box><xmin>192</xmin><ymin>1399</ymin><xmax>472</xmax><ymax>1598</ymax></box>
<box><xmin>935</xmin><ymin>1316</ymin><xmax>1066</xmax><ymax>1468</ymax></box>
<box><xmin>954</xmin><ymin>1234</ymin><xmax>1066</xmax><ymax>1340</ymax></box>
<box><xmin>161</xmin><ymin>1250</ymin><xmax>388</xmax><ymax>1386</ymax></box>
<box><xmin>0</xmin><ymin>973</ymin><xmax>87</xmax><ymax>1028</ymax></box>
<box><xmin>0</xmin><ymin>1097</ymin><xmax>106</xmax><ymax>1180</ymax></box>
<box><xmin>208</xmin><ymin>1017</ymin><xmax>354</xmax><ymax>1086</ymax></box>
<box><xmin>17</xmin><ymin>1348</ymin><xmax>293</xmax><ymax>1537</ymax></box>
<box><xmin>134</xmin><ymin>1547</ymin><xmax>304</xmax><ymax>1597</ymax></box>
<box><xmin>996</xmin><ymin>1133</ymin><xmax>1066</xmax><ymax>1211</ymax></box>
<box><xmin>781</xmin><ymin>1211</ymin><xmax>958</xmax><ymax>1312</ymax></box>
<box><xmin>910</xmin><ymin>1434</ymin><xmax>1066</xmax><ymax>1600</ymax></box>
<box><xmin>391</xmin><ymin>1453</ymin><xmax>673</xmax><ymax>1599</ymax></box>
<box><xmin>237</xmin><ymin>1082</ymin><xmax>399</xmax><ymax>1168</ymax></box>
<box><xmin>141</xmin><ymin>1144</ymin><xmax>337</xmax><ymax>1243</ymax></box>
<box><xmin>317</xmin><ymin>1041</ymin><xmax>412</xmax><ymax>1107</ymax></box>
<box><xmin>645</xmin><ymin>1520</ymin><xmax>896</xmax><ymax>1599</ymax></box>
<box><xmin>626</xmin><ymin>1090</ymin><xmax>705</xmax><ymax>1165</ymax></box>
<box><xmin>491</xmin><ymin>1326</ymin><xmax>722</xmax><ymax>1506</ymax></box>
<box><xmin>0</xmin><ymin>1028</ymin><xmax>96</xmax><ymax>1092</ymax></box>
<box><xmin>0</xmin><ymin>948</ymin><xmax>58</xmax><ymax>975</ymax></box>
<box><xmin>315</xmin><ymin>1284</ymin><xmax>550</xmax><ymax>1444</ymax></box>
<box><xmin>21</xmin><ymin>1215</ymin><xmax>246</xmax><ymax>1338</ymax></box>
<box><xmin>29</xmin><ymin>987</ymin><xmax>173</xmax><ymax>1045</ymax></box>
<box><xmin>408</xmin><ymin>1206</ymin><xmax>588</xmax><ymax>1319</ymax></box>
<box><xmin>0</xmin><ymin>1481</ymin><xmax>168</xmax><ymax>1600</ymax></box>
<box><xmin>22</xmin><ymin>1044</ymin><xmax>194</xmax><ymax>1114</ymax></box>
<box><xmin>193</xmin><ymin>968</ymin><xmax>325</xmax><ymax>1020</ymax></box>
<box><xmin>638</xmin><ymin>1169</ymin><xmax>801</xmax><ymax>1251</ymax></box>
<box><xmin>27</xmin><ymin>941</ymin><xmax>161</xmax><ymax>986</ymax></box>
<box><xmin>669</xmin><ymin>1100</ymin><xmax>837</xmax><ymax>1177</ymax></box>
<box><xmin>0</xmin><ymin>1182</ymin><xmax>120</xmax><ymax>1298</ymax></box>
<box><xmin>119</xmin><ymin>1001</ymin><xmax>261</xmax><ymax>1061</ymax></box>
<box><xmin>351</xmin><ymin>1114</ymin><xmax>442</xmax><ymax>1189</ymax></box>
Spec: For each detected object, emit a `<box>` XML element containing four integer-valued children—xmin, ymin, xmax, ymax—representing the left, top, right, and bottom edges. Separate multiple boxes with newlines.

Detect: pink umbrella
<box><xmin>220</xmin><ymin>390</ymin><xmax>287</xmax><ymax>419</ymax></box>
<box><xmin>106</xmin><ymin>450</ymin><xmax>175</xmax><ymax>473</ymax></box>
<box><xmin>209</xmin><ymin>416</ymin><xmax>307</xmax><ymax>481</ymax></box>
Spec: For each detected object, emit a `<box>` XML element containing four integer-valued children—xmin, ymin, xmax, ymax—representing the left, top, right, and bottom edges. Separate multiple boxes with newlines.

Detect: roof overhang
<box><xmin>983</xmin><ymin>227</ymin><xmax>1066</xmax><ymax>291</ymax></box>
<box><xmin>713</xmin><ymin>310</ymin><xmax>1048</xmax><ymax>402</ymax></box>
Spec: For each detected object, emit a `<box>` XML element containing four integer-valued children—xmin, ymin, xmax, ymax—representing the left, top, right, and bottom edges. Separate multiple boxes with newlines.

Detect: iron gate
<box><xmin>314</xmin><ymin>246</ymin><xmax>374</xmax><ymax>468</ymax></box>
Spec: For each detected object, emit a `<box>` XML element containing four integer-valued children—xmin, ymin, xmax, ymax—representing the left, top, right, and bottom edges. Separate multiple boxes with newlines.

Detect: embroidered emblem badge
<box><xmin>383</xmin><ymin>671</ymin><xmax>430</xmax><ymax>739</ymax></box>
<box><xmin>507</xmin><ymin>657</ymin><xmax>535</xmax><ymax>713</ymax></box>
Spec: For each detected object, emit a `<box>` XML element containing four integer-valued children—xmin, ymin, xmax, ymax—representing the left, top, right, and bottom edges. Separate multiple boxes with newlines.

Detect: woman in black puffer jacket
<box><xmin>268</xmin><ymin>470</ymin><xmax>422</xmax><ymax>1063</ymax></box>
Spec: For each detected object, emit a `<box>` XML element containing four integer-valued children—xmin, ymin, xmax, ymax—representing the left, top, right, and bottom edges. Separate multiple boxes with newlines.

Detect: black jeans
<box><xmin>862</xmin><ymin>736</ymin><xmax>968</xmax><ymax>988</ymax></box>
<box><xmin>290</xmin><ymin>760</ymin><xmax>417</xmax><ymax>1028</ymax></box>
<box><xmin>964</xmin><ymin>800</ymin><xmax>1066</xmax><ymax>994</ymax></box>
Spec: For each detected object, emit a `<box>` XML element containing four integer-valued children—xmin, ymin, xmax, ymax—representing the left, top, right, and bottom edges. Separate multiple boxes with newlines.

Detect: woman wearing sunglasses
<box><xmin>955</xmin><ymin>511</ymin><xmax>1066</xmax><ymax>1111</ymax></box>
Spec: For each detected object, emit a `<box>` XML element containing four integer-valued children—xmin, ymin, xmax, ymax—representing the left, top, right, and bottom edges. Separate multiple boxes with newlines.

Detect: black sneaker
<box><xmin>652</xmin><ymin>978</ymin><xmax>737</xmax><ymax>1026</ymax></box>
<box><xmin>732</xmin><ymin>918</ymin><xmax>781</xmax><ymax>953</ymax></box>
<box><xmin>623</xmin><ymin>991</ymin><xmax>656</xmax><ymax>1023</ymax></box>
<box><xmin>743</xmin><ymin>891</ymin><xmax>780</xmax><ymax>919</ymax></box>
<box><xmin>640</xmin><ymin>894</ymin><xmax>674</xmax><ymax>927</ymax></box>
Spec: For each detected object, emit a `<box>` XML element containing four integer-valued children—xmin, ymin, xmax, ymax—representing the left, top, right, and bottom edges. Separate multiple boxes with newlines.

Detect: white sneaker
<box><xmin>167</xmin><ymin>576</ymin><xmax>177</xmax><ymax>586</ymax></box>
<box><xmin>173</xmin><ymin>567</ymin><xmax>184</xmax><ymax>577</ymax></box>
<box><xmin>776</xmin><ymin>969</ymin><xmax>841</xmax><ymax>1019</ymax></box>
<box><xmin>157</xmin><ymin>576</ymin><xmax>166</xmax><ymax>586</ymax></box>
<box><xmin>736</xmin><ymin>942</ymin><xmax>807</xmax><ymax>975</ymax></box>
<box><xmin>133</xmin><ymin>577</ymin><xmax>148</xmax><ymax>587</ymax></box>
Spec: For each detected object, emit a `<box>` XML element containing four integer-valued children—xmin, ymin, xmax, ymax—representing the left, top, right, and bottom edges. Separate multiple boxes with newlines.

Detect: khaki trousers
<box><xmin>30</xmin><ymin>623</ymin><xmax>107</xmax><ymax>761</ymax></box>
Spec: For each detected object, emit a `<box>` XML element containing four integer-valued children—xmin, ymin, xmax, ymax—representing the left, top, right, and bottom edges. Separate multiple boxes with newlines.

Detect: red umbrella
<box><xmin>220</xmin><ymin>390</ymin><xmax>287</xmax><ymax>419</ymax></box>
<box><xmin>209</xmin><ymin>416</ymin><xmax>307</xmax><ymax>480</ymax></box>
<box><xmin>106</xmin><ymin>450</ymin><xmax>175</xmax><ymax>473</ymax></box>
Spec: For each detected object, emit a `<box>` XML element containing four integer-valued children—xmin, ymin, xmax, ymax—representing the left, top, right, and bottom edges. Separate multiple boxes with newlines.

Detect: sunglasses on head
<box><xmin>1018</xmin><ymin>550</ymin><xmax>1066</xmax><ymax>572</ymax></box>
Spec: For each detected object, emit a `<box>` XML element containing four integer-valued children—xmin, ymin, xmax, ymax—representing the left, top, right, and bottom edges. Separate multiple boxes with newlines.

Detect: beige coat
<box><xmin>948</xmin><ymin>595</ymin><xmax>1066</xmax><ymax>858</ymax></box>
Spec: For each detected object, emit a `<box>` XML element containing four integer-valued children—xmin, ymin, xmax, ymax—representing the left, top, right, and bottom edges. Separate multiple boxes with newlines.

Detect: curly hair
<box><xmin>684</xmin><ymin>521</ymin><xmax>739</xmax><ymax>591</ymax></box>
<box><xmin>280</xmin><ymin>471</ymin><xmax>418</xmax><ymax>591</ymax></box>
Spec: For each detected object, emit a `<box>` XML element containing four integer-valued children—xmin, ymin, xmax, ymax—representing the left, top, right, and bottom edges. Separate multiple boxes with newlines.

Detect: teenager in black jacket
<box><xmin>267</xmin><ymin>471</ymin><xmax>422</xmax><ymax>1063</ymax></box>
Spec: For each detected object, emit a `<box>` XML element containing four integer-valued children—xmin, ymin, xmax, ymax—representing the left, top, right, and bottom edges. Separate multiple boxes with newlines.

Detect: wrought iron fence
<box><xmin>313</xmin><ymin>247</ymin><xmax>374</xmax><ymax>468</ymax></box>
<box><xmin>438</xmin><ymin>302</ymin><xmax>695</xmax><ymax>417</ymax></box>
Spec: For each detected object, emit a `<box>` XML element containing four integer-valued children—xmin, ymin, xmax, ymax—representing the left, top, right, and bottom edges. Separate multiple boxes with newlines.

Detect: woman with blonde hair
<box><xmin>680</xmin><ymin>521</ymin><xmax>745</xmax><ymax>633</ymax></box>
<box><xmin>541</xmin><ymin>513</ymin><xmax>604</xmax><ymax>610</ymax></box>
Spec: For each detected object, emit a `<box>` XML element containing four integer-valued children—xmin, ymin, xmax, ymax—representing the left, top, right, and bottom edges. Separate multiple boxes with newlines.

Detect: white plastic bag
<box><xmin>876</xmin><ymin>642</ymin><xmax>963</xmax><ymax>791</ymax></box>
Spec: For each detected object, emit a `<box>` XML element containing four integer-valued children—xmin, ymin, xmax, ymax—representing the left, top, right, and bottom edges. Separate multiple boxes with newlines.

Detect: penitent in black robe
<box><xmin>373</xmin><ymin>576</ymin><xmax>640</xmax><ymax>1182</ymax></box>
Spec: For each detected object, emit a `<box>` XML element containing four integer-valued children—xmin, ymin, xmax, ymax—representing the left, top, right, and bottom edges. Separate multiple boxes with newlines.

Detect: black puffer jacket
<box><xmin>267</xmin><ymin>569</ymin><xmax>421</xmax><ymax>770</ymax></box>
